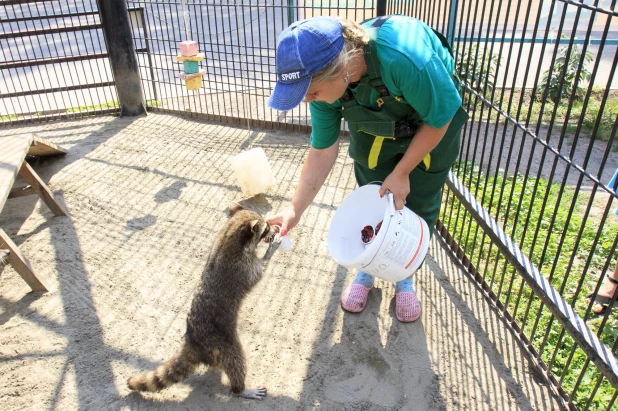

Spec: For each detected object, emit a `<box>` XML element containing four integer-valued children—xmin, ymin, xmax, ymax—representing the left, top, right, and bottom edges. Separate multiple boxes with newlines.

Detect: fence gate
<box><xmin>0</xmin><ymin>0</ymin><xmax>124</xmax><ymax>124</ymax></box>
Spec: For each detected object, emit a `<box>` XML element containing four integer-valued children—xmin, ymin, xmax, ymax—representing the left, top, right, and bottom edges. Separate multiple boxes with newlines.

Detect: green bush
<box><xmin>536</xmin><ymin>36</ymin><xmax>593</xmax><ymax>104</ymax></box>
<box><xmin>457</xmin><ymin>44</ymin><xmax>501</xmax><ymax>98</ymax></box>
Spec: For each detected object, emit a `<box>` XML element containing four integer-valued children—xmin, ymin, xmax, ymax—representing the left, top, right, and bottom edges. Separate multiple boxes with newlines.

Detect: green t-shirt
<box><xmin>310</xmin><ymin>15</ymin><xmax>462</xmax><ymax>150</ymax></box>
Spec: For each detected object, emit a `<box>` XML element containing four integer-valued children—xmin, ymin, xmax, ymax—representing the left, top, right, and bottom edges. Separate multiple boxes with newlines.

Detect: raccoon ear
<box><xmin>227</xmin><ymin>203</ymin><xmax>244</xmax><ymax>217</ymax></box>
<box><xmin>239</xmin><ymin>220</ymin><xmax>260</xmax><ymax>246</ymax></box>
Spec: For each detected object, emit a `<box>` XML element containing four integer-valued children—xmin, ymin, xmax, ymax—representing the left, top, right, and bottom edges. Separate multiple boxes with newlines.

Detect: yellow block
<box><xmin>176</xmin><ymin>53</ymin><xmax>205</xmax><ymax>62</ymax></box>
<box><xmin>186</xmin><ymin>76</ymin><xmax>202</xmax><ymax>90</ymax></box>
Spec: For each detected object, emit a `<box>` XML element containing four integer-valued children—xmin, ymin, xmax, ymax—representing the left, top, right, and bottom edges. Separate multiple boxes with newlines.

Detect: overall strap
<box><xmin>349</xmin><ymin>16</ymin><xmax>392</xmax><ymax>103</ymax></box>
<box><xmin>364</xmin><ymin>14</ymin><xmax>454</xmax><ymax>57</ymax></box>
<box><xmin>360</xmin><ymin>15</ymin><xmax>391</xmax><ymax>27</ymax></box>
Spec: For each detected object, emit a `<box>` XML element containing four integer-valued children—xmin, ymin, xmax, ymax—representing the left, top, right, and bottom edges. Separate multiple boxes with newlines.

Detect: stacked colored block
<box><xmin>186</xmin><ymin>76</ymin><xmax>201</xmax><ymax>90</ymax></box>
<box><xmin>176</xmin><ymin>44</ymin><xmax>206</xmax><ymax>90</ymax></box>
<box><xmin>179</xmin><ymin>70</ymin><xmax>206</xmax><ymax>90</ymax></box>
<box><xmin>179</xmin><ymin>40</ymin><xmax>198</xmax><ymax>57</ymax></box>
<box><xmin>183</xmin><ymin>61</ymin><xmax>199</xmax><ymax>74</ymax></box>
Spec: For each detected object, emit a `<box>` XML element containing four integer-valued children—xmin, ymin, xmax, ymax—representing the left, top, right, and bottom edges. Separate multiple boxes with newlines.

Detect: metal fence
<box><xmin>122</xmin><ymin>0</ymin><xmax>379</xmax><ymax>130</ymax></box>
<box><xmin>2</xmin><ymin>0</ymin><xmax>618</xmax><ymax>409</ymax></box>
<box><xmin>426</xmin><ymin>0</ymin><xmax>618</xmax><ymax>410</ymax></box>
<box><xmin>0</xmin><ymin>0</ymin><xmax>120</xmax><ymax>122</ymax></box>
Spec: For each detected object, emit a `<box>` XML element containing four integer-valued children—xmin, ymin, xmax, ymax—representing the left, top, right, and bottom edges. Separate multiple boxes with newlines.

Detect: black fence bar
<box><xmin>1</xmin><ymin>81</ymin><xmax>115</xmax><ymax>98</ymax></box>
<box><xmin>557</xmin><ymin>0</ymin><xmax>618</xmax><ymax>17</ymax></box>
<box><xmin>0</xmin><ymin>24</ymin><xmax>102</xmax><ymax>40</ymax></box>
<box><xmin>0</xmin><ymin>52</ymin><xmax>109</xmax><ymax>69</ymax></box>
<box><xmin>376</xmin><ymin>0</ymin><xmax>386</xmax><ymax>16</ymax></box>
<box><xmin>131</xmin><ymin>6</ymin><xmax>157</xmax><ymax>102</ymax></box>
<box><xmin>0</xmin><ymin>0</ymin><xmax>54</xmax><ymax>5</ymax></box>
<box><xmin>453</xmin><ymin>36</ymin><xmax>618</xmax><ymax>46</ymax></box>
<box><xmin>1</xmin><ymin>10</ymin><xmax>99</xmax><ymax>24</ymax></box>
<box><xmin>0</xmin><ymin>47</ymin><xmax>144</xmax><ymax>75</ymax></box>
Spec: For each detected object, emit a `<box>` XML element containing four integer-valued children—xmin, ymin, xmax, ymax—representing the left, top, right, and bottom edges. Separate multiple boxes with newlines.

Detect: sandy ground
<box><xmin>0</xmin><ymin>113</ymin><xmax>563</xmax><ymax>410</ymax></box>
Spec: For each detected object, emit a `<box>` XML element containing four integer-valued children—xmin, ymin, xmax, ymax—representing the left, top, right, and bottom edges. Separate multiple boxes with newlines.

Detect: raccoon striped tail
<box><xmin>128</xmin><ymin>341</ymin><xmax>200</xmax><ymax>392</ymax></box>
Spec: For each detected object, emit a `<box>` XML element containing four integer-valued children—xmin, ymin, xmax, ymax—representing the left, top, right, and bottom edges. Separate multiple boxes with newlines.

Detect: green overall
<box><xmin>343</xmin><ymin>18</ymin><xmax>469</xmax><ymax>235</ymax></box>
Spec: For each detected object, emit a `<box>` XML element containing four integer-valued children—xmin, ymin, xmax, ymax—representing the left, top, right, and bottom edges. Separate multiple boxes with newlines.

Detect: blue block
<box><xmin>184</xmin><ymin>61</ymin><xmax>199</xmax><ymax>74</ymax></box>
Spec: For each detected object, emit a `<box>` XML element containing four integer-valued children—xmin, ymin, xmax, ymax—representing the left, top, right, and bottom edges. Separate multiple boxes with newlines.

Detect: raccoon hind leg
<box><xmin>221</xmin><ymin>339</ymin><xmax>267</xmax><ymax>400</ymax></box>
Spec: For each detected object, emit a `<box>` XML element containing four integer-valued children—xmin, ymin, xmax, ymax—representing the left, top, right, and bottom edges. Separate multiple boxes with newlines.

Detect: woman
<box><xmin>267</xmin><ymin>15</ymin><xmax>468</xmax><ymax>322</ymax></box>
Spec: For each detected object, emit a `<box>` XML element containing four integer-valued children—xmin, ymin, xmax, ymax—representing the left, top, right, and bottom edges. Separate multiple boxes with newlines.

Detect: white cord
<box><xmin>179</xmin><ymin>0</ymin><xmax>190</xmax><ymax>41</ymax></box>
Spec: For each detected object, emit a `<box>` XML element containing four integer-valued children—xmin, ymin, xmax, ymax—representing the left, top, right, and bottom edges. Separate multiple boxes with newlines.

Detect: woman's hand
<box><xmin>379</xmin><ymin>170</ymin><xmax>410</xmax><ymax>210</ymax></box>
<box><xmin>377</xmin><ymin>123</ymin><xmax>450</xmax><ymax>210</ymax></box>
<box><xmin>266</xmin><ymin>205</ymin><xmax>300</xmax><ymax>236</ymax></box>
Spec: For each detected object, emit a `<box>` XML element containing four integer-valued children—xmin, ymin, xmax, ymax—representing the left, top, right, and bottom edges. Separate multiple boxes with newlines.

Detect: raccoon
<box><xmin>128</xmin><ymin>205</ymin><xmax>275</xmax><ymax>399</ymax></box>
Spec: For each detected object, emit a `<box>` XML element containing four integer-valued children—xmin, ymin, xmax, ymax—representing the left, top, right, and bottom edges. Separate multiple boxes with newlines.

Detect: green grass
<box><xmin>464</xmin><ymin>87</ymin><xmax>618</xmax><ymax>142</ymax></box>
<box><xmin>145</xmin><ymin>99</ymin><xmax>163</xmax><ymax>107</ymax></box>
<box><xmin>443</xmin><ymin>161</ymin><xmax>617</xmax><ymax>410</ymax></box>
<box><xmin>65</xmin><ymin>99</ymin><xmax>162</xmax><ymax>112</ymax></box>
<box><xmin>0</xmin><ymin>114</ymin><xmax>19</xmax><ymax>121</ymax></box>
<box><xmin>2</xmin><ymin>99</ymin><xmax>161</xmax><ymax>122</ymax></box>
<box><xmin>65</xmin><ymin>100</ymin><xmax>119</xmax><ymax>113</ymax></box>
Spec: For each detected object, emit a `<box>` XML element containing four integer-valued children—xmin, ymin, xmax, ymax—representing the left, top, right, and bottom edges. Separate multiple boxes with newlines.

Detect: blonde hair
<box><xmin>310</xmin><ymin>18</ymin><xmax>370</xmax><ymax>85</ymax></box>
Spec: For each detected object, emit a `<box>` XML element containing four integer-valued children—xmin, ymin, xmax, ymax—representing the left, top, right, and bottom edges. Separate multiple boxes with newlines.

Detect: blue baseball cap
<box><xmin>268</xmin><ymin>17</ymin><xmax>344</xmax><ymax>111</ymax></box>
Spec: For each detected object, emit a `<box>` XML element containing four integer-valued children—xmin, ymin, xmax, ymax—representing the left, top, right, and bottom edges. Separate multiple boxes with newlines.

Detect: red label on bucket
<box><xmin>405</xmin><ymin>215</ymin><xmax>425</xmax><ymax>268</ymax></box>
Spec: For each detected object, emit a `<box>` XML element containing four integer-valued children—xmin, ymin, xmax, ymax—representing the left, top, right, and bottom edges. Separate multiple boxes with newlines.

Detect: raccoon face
<box><xmin>251</xmin><ymin>218</ymin><xmax>274</xmax><ymax>244</ymax></box>
<box><xmin>226</xmin><ymin>205</ymin><xmax>273</xmax><ymax>247</ymax></box>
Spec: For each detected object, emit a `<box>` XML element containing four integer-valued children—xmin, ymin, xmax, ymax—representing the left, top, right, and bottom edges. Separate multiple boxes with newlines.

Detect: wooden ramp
<box><xmin>28</xmin><ymin>134</ymin><xmax>67</xmax><ymax>157</ymax></box>
<box><xmin>0</xmin><ymin>134</ymin><xmax>67</xmax><ymax>292</ymax></box>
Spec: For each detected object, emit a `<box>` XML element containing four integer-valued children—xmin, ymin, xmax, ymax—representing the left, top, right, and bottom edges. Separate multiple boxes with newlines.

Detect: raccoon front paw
<box><xmin>235</xmin><ymin>387</ymin><xmax>267</xmax><ymax>399</ymax></box>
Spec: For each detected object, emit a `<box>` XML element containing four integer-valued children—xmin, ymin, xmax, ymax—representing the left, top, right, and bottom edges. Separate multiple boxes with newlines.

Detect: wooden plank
<box><xmin>9</xmin><ymin>186</ymin><xmax>35</xmax><ymax>199</ymax></box>
<box><xmin>28</xmin><ymin>134</ymin><xmax>67</xmax><ymax>157</ymax></box>
<box><xmin>0</xmin><ymin>228</ymin><xmax>48</xmax><ymax>292</ymax></box>
<box><xmin>0</xmin><ymin>135</ymin><xmax>32</xmax><ymax>213</ymax></box>
<box><xmin>18</xmin><ymin>162</ymin><xmax>68</xmax><ymax>216</ymax></box>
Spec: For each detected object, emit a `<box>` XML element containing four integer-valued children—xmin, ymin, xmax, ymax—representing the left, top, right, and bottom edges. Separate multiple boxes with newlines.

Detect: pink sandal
<box><xmin>396</xmin><ymin>292</ymin><xmax>421</xmax><ymax>322</ymax></box>
<box><xmin>341</xmin><ymin>283</ymin><xmax>372</xmax><ymax>313</ymax></box>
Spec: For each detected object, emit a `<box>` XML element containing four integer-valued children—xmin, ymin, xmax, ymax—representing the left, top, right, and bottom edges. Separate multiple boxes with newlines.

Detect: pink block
<box><xmin>180</xmin><ymin>41</ymin><xmax>198</xmax><ymax>57</ymax></box>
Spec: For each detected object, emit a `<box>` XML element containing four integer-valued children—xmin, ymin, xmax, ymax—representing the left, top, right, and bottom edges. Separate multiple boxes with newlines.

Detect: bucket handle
<box><xmin>367</xmin><ymin>182</ymin><xmax>396</xmax><ymax>217</ymax></box>
<box><xmin>385</xmin><ymin>190</ymin><xmax>396</xmax><ymax>217</ymax></box>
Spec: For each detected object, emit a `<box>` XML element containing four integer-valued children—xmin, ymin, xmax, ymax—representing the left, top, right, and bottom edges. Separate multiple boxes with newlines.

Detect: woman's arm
<box><xmin>267</xmin><ymin>140</ymin><xmax>340</xmax><ymax>235</ymax></box>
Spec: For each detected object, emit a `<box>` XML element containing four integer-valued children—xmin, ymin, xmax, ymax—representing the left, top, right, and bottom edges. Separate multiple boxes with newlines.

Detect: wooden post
<box><xmin>0</xmin><ymin>229</ymin><xmax>48</xmax><ymax>292</ymax></box>
<box><xmin>96</xmin><ymin>0</ymin><xmax>146</xmax><ymax>116</ymax></box>
<box><xmin>18</xmin><ymin>162</ymin><xmax>68</xmax><ymax>217</ymax></box>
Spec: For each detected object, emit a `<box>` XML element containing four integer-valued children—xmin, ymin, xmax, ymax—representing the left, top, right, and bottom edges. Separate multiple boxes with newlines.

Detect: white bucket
<box><xmin>230</xmin><ymin>147</ymin><xmax>276</xmax><ymax>197</ymax></box>
<box><xmin>327</xmin><ymin>184</ymin><xmax>430</xmax><ymax>282</ymax></box>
